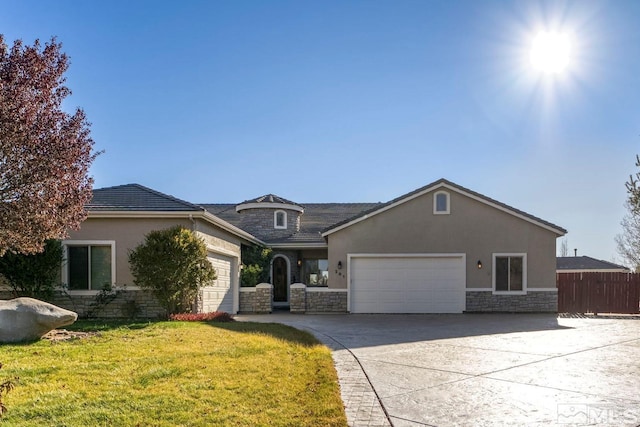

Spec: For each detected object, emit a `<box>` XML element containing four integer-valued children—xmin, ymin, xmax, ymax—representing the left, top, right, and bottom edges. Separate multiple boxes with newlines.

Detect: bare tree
<box><xmin>558</xmin><ymin>238</ymin><xmax>569</xmax><ymax>257</ymax></box>
<box><xmin>616</xmin><ymin>155</ymin><xmax>640</xmax><ymax>271</ymax></box>
<box><xmin>0</xmin><ymin>36</ymin><xmax>97</xmax><ymax>255</ymax></box>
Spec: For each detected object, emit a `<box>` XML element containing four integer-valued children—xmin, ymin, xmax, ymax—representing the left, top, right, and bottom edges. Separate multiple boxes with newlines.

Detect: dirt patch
<box><xmin>42</xmin><ymin>329</ymin><xmax>100</xmax><ymax>341</ymax></box>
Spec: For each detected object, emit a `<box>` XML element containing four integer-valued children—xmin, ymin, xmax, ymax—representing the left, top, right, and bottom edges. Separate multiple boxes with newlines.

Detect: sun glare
<box><xmin>530</xmin><ymin>31</ymin><xmax>571</xmax><ymax>74</ymax></box>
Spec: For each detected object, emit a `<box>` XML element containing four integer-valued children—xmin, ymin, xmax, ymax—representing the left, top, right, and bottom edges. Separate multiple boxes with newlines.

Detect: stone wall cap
<box><xmin>290</xmin><ymin>283</ymin><xmax>307</xmax><ymax>289</ymax></box>
<box><xmin>256</xmin><ymin>283</ymin><xmax>273</xmax><ymax>289</ymax></box>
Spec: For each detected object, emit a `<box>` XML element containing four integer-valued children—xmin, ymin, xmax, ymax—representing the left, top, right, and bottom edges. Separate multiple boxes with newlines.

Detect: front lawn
<box><xmin>0</xmin><ymin>321</ymin><xmax>347</xmax><ymax>426</ymax></box>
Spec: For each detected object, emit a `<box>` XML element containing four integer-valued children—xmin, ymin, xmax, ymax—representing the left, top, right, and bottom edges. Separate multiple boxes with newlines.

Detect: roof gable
<box><xmin>322</xmin><ymin>178</ymin><xmax>567</xmax><ymax>237</ymax></box>
<box><xmin>88</xmin><ymin>184</ymin><xmax>203</xmax><ymax>212</ymax></box>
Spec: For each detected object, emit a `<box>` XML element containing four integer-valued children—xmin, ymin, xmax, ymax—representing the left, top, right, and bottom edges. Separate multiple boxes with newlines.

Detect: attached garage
<box><xmin>348</xmin><ymin>254</ymin><xmax>466</xmax><ymax>313</ymax></box>
<box><xmin>200</xmin><ymin>253</ymin><xmax>235</xmax><ymax>313</ymax></box>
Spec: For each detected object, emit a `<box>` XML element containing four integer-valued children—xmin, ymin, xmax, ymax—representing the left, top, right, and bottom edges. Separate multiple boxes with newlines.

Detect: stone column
<box><xmin>255</xmin><ymin>283</ymin><xmax>273</xmax><ymax>314</ymax></box>
<box><xmin>289</xmin><ymin>283</ymin><xmax>306</xmax><ymax>313</ymax></box>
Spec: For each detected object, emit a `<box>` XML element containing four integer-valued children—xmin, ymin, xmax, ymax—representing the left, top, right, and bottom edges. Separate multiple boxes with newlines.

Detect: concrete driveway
<box><xmin>237</xmin><ymin>313</ymin><xmax>640</xmax><ymax>427</ymax></box>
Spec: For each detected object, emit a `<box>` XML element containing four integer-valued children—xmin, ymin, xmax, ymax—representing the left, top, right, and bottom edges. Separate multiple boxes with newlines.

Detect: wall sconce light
<box><xmin>297</xmin><ymin>259</ymin><xmax>302</xmax><ymax>267</ymax></box>
<box><xmin>337</xmin><ymin>261</ymin><xmax>343</xmax><ymax>270</ymax></box>
<box><xmin>477</xmin><ymin>260</ymin><xmax>482</xmax><ymax>269</ymax></box>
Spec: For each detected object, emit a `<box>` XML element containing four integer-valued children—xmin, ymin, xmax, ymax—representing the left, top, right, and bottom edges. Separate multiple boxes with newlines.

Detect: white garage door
<box><xmin>350</xmin><ymin>255</ymin><xmax>466</xmax><ymax>313</ymax></box>
<box><xmin>200</xmin><ymin>253</ymin><xmax>234</xmax><ymax>313</ymax></box>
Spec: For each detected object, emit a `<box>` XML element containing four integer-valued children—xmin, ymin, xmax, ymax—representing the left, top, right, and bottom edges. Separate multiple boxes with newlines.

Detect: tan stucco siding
<box><xmin>327</xmin><ymin>190</ymin><xmax>558</xmax><ymax>290</ymax></box>
<box><xmin>193</xmin><ymin>219</ymin><xmax>242</xmax><ymax>259</ymax></box>
<box><xmin>66</xmin><ymin>217</ymin><xmax>192</xmax><ymax>286</ymax></box>
<box><xmin>65</xmin><ymin>217</ymin><xmax>243</xmax><ymax>288</ymax></box>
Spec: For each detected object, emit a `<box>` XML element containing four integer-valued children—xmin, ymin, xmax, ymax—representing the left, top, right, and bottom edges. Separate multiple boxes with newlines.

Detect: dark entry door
<box><xmin>273</xmin><ymin>257</ymin><xmax>288</xmax><ymax>303</ymax></box>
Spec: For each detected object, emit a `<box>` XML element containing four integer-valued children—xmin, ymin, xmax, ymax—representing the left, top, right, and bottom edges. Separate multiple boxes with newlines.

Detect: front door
<box><xmin>272</xmin><ymin>256</ymin><xmax>289</xmax><ymax>305</ymax></box>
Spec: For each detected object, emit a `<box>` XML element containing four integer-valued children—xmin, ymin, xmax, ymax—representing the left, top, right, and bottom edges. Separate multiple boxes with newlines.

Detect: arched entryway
<box><xmin>272</xmin><ymin>256</ymin><xmax>289</xmax><ymax>307</ymax></box>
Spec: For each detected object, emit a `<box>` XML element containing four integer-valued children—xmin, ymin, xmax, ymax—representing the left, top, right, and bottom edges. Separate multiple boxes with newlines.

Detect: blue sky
<box><xmin>2</xmin><ymin>0</ymin><xmax>639</xmax><ymax>263</ymax></box>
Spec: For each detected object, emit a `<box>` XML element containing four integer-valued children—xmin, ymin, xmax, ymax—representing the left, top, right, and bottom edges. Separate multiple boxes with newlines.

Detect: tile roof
<box><xmin>323</xmin><ymin>178</ymin><xmax>567</xmax><ymax>236</ymax></box>
<box><xmin>239</xmin><ymin>194</ymin><xmax>302</xmax><ymax>207</ymax></box>
<box><xmin>201</xmin><ymin>202</ymin><xmax>381</xmax><ymax>244</ymax></box>
<box><xmin>88</xmin><ymin>184</ymin><xmax>203</xmax><ymax>212</ymax></box>
<box><xmin>557</xmin><ymin>256</ymin><xmax>629</xmax><ymax>271</ymax></box>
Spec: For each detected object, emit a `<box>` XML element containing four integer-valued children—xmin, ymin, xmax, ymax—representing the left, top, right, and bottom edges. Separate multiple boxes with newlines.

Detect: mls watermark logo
<box><xmin>558</xmin><ymin>403</ymin><xmax>639</xmax><ymax>425</ymax></box>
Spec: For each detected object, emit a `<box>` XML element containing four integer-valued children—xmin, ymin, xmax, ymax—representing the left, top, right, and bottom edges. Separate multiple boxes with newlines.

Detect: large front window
<box><xmin>304</xmin><ymin>259</ymin><xmax>328</xmax><ymax>286</ymax></box>
<box><xmin>65</xmin><ymin>242</ymin><xmax>114</xmax><ymax>290</ymax></box>
<box><xmin>493</xmin><ymin>254</ymin><xmax>526</xmax><ymax>292</ymax></box>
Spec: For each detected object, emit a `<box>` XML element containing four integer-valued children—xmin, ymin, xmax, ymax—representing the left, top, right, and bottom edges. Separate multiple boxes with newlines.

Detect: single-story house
<box><xmin>55</xmin><ymin>184</ymin><xmax>262</xmax><ymax>317</ymax></box>
<box><xmin>58</xmin><ymin>178</ymin><xmax>566</xmax><ymax>316</ymax></box>
<box><xmin>557</xmin><ymin>256</ymin><xmax>630</xmax><ymax>273</ymax></box>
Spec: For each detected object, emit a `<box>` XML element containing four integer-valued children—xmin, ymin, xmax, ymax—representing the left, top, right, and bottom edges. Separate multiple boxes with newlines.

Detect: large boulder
<box><xmin>0</xmin><ymin>298</ymin><xmax>78</xmax><ymax>343</ymax></box>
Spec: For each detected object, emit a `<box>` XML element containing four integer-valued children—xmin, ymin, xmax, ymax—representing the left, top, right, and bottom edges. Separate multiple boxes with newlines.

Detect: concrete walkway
<box><xmin>237</xmin><ymin>313</ymin><xmax>640</xmax><ymax>427</ymax></box>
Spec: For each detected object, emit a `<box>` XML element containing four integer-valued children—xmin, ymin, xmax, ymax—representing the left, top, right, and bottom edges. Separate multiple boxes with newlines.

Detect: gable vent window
<box><xmin>274</xmin><ymin>210</ymin><xmax>287</xmax><ymax>229</ymax></box>
<box><xmin>433</xmin><ymin>191</ymin><xmax>450</xmax><ymax>215</ymax></box>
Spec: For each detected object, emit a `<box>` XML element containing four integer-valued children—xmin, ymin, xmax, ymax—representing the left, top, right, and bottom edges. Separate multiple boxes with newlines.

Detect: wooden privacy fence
<box><xmin>557</xmin><ymin>272</ymin><xmax>640</xmax><ymax>314</ymax></box>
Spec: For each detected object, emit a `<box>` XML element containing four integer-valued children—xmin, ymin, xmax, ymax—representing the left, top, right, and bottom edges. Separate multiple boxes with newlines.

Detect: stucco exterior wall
<box><xmin>192</xmin><ymin>219</ymin><xmax>243</xmax><ymax>260</ymax></box>
<box><xmin>327</xmin><ymin>189</ymin><xmax>559</xmax><ymax>291</ymax></box>
<box><xmin>63</xmin><ymin>216</ymin><xmax>245</xmax><ymax>314</ymax></box>
<box><xmin>65</xmin><ymin>217</ymin><xmax>193</xmax><ymax>287</ymax></box>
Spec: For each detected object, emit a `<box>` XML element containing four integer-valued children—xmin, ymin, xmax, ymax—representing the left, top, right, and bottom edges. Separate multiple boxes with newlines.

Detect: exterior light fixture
<box><xmin>337</xmin><ymin>261</ymin><xmax>343</xmax><ymax>270</ymax></box>
<box><xmin>477</xmin><ymin>260</ymin><xmax>482</xmax><ymax>269</ymax></box>
<box><xmin>297</xmin><ymin>259</ymin><xmax>302</xmax><ymax>267</ymax></box>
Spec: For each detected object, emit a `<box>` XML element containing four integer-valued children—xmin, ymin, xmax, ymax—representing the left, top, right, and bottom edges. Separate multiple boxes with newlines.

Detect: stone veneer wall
<box><xmin>289</xmin><ymin>284</ymin><xmax>306</xmax><ymax>313</ymax></box>
<box><xmin>239</xmin><ymin>288</ymin><xmax>256</xmax><ymax>313</ymax></box>
<box><xmin>465</xmin><ymin>291</ymin><xmax>557</xmax><ymax>312</ymax></box>
<box><xmin>254</xmin><ymin>283</ymin><xmax>273</xmax><ymax>313</ymax></box>
<box><xmin>306</xmin><ymin>289</ymin><xmax>348</xmax><ymax>313</ymax></box>
<box><xmin>0</xmin><ymin>290</ymin><xmax>165</xmax><ymax>318</ymax></box>
<box><xmin>236</xmin><ymin>208</ymin><xmax>301</xmax><ymax>241</ymax></box>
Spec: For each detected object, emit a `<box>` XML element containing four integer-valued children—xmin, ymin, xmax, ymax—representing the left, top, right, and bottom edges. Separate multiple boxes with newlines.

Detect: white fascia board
<box><xmin>322</xmin><ymin>182</ymin><xmax>566</xmax><ymax>237</ymax></box>
<box><xmin>236</xmin><ymin>202</ymin><xmax>304</xmax><ymax>213</ymax></box>
<box><xmin>87</xmin><ymin>210</ymin><xmax>264</xmax><ymax>246</ymax></box>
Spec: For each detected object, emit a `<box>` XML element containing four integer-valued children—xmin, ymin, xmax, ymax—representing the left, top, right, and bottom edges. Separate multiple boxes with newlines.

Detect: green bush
<box><xmin>240</xmin><ymin>245</ymin><xmax>273</xmax><ymax>286</ymax></box>
<box><xmin>0</xmin><ymin>239</ymin><xmax>63</xmax><ymax>299</ymax></box>
<box><xmin>128</xmin><ymin>226</ymin><xmax>217</xmax><ymax>315</ymax></box>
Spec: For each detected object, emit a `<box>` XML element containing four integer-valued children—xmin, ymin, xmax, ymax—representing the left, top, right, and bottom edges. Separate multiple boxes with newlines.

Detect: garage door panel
<box><xmin>350</xmin><ymin>256</ymin><xmax>465</xmax><ymax>313</ymax></box>
<box><xmin>202</xmin><ymin>253</ymin><xmax>234</xmax><ymax>313</ymax></box>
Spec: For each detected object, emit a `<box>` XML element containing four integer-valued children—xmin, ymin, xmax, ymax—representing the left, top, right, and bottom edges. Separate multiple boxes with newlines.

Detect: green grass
<box><xmin>0</xmin><ymin>321</ymin><xmax>347</xmax><ymax>426</ymax></box>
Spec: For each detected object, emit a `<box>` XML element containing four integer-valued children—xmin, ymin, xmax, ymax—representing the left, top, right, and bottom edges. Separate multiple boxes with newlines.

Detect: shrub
<box><xmin>169</xmin><ymin>312</ymin><xmax>235</xmax><ymax>322</ymax></box>
<box><xmin>240</xmin><ymin>245</ymin><xmax>272</xmax><ymax>286</ymax></box>
<box><xmin>128</xmin><ymin>226</ymin><xmax>217</xmax><ymax>315</ymax></box>
<box><xmin>0</xmin><ymin>239</ymin><xmax>63</xmax><ymax>299</ymax></box>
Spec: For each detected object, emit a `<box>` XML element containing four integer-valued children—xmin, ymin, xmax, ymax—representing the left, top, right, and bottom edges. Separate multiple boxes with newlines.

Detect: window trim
<box><xmin>62</xmin><ymin>240</ymin><xmax>116</xmax><ymax>293</ymax></box>
<box><xmin>274</xmin><ymin>210</ymin><xmax>287</xmax><ymax>229</ymax></box>
<box><xmin>433</xmin><ymin>191</ymin><xmax>450</xmax><ymax>215</ymax></box>
<box><xmin>492</xmin><ymin>253</ymin><xmax>527</xmax><ymax>295</ymax></box>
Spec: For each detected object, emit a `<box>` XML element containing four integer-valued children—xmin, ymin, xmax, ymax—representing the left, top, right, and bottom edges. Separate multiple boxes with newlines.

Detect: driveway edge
<box><xmin>307</xmin><ymin>329</ymin><xmax>392</xmax><ymax>427</ymax></box>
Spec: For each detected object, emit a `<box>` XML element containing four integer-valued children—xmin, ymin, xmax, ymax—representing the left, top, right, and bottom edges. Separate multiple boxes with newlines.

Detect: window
<box><xmin>493</xmin><ymin>254</ymin><xmax>526</xmax><ymax>293</ymax></box>
<box><xmin>433</xmin><ymin>191</ymin><xmax>450</xmax><ymax>214</ymax></box>
<box><xmin>64</xmin><ymin>241</ymin><xmax>115</xmax><ymax>291</ymax></box>
<box><xmin>274</xmin><ymin>210</ymin><xmax>287</xmax><ymax>229</ymax></box>
<box><xmin>304</xmin><ymin>259</ymin><xmax>329</xmax><ymax>286</ymax></box>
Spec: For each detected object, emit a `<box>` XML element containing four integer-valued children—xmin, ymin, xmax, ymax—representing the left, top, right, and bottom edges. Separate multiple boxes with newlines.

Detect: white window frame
<box><xmin>433</xmin><ymin>191</ymin><xmax>450</xmax><ymax>215</ymax></box>
<box><xmin>492</xmin><ymin>253</ymin><xmax>527</xmax><ymax>295</ymax></box>
<box><xmin>62</xmin><ymin>240</ymin><xmax>116</xmax><ymax>294</ymax></box>
<box><xmin>274</xmin><ymin>210</ymin><xmax>287</xmax><ymax>229</ymax></box>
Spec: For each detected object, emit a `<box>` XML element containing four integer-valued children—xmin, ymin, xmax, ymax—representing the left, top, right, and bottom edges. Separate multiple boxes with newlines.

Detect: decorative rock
<box><xmin>0</xmin><ymin>298</ymin><xmax>78</xmax><ymax>343</ymax></box>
